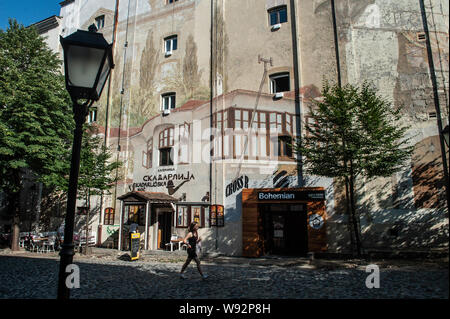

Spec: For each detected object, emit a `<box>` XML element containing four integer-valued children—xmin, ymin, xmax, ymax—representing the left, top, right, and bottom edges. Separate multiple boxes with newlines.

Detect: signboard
<box><xmin>210</xmin><ymin>205</ymin><xmax>224</xmax><ymax>227</ymax></box>
<box><xmin>309</xmin><ymin>214</ymin><xmax>324</xmax><ymax>230</ymax></box>
<box><xmin>130</xmin><ymin>233</ymin><xmax>140</xmax><ymax>261</ymax></box>
<box><xmin>257</xmin><ymin>190</ymin><xmax>325</xmax><ymax>201</ymax></box>
<box><xmin>225</xmin><ymin>175</ymin><xmax>249</xmax><ymax>197</ymax></box>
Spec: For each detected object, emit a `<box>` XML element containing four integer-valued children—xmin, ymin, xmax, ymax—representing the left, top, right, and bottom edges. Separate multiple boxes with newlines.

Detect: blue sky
<box><xmin>0</xmin><ymin>0</ymin><xmax>61</xmax><ymax>31</ymax></box>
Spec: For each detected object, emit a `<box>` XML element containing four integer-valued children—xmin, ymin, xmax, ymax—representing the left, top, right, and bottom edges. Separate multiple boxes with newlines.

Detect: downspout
<box><xmin>115</xmin><ymin>0</ymin><xmax>132</xmax><ymax>251</ymax></box>
<box><xmin>419</xmin><ymin>0</ymin><xmax>450</xmax><ymax>213</ymax></box>
<box><xmin>290</xmin><ymin>0</ymin><xmax>303</xmax><ymax>187</ymax></box>
<box><xmin>210</xmin><ymin>0</ymin><xmax>216</xmax><ymax>251</ymax></box>
<box><xmin>330</xmin><ymin>0</ymin><xmax>342</xmax><ymax>87</ymax></box>
<box><xmin>99</xmin><ymin>0</ymin><xmax>120</xmax><ymax>246</ymax></box>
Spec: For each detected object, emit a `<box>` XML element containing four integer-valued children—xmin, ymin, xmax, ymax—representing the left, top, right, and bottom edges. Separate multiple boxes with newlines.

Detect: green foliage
<box><xmin>296</xmin><ymin>81</ymin><xmax>413</xmax><ymax>180</ymax></box>
<box><xmin>295</xmin><ymin>81</ymin><xmax>414</xmax><ymax>255</ymax></box>
<box><xmin>0</xmin><ymin>19</ymin><xmax>73</xmax><ymax>194</ymax></box>
<box><xmin>77</xmin><ymin>124</ymin><xmax>122</xmax><ymax>203</ymax></box>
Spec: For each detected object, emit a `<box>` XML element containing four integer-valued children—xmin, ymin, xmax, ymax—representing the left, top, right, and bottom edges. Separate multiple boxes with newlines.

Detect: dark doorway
<box><xmin>260</xmin><ymin>203</ymin><xmax>308</xmax><ymax>256</ymax></box>
<box><xmin>157</xmin><ymin>212</ymin><xmax>173</xmax><ymax>249</ymax></box>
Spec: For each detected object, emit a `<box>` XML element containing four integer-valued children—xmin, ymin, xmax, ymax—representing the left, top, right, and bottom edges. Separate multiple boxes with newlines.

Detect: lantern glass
<box><xmin>96</xmin><ymin>57</ymin><xmax>111</xmax><ymax>97</ymax></box>
<box><xmin>66</xmin><ymin>45</ymin><xmax>106</xmax><ymax>89</ymax></box>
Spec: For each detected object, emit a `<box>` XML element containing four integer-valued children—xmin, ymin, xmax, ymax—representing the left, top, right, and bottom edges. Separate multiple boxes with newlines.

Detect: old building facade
<box><xmin>30</xmin><ymin>0</ymin><xmax>448</xmax><ymax>256</ymax></box>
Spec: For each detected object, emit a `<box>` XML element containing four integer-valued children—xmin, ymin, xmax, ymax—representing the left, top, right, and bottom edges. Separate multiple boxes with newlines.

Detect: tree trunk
<box><xmin>85</xmin><ymin>190</ymin><xmax>90</xmax><ymax>255</ymax></box>
<box><xmin>8</xmin><ymin>190</ymin><xmax>21</xmax><ymax>251</ymax></box>
<box><xmin>348</xmin><ymin>163</ymin><xmax>362</xmax><ymax>257</ymax></box>
<box><xmin>344</xmin><ymin>176</ymin><xmax>356</xmax><ymax>254</ymax></box>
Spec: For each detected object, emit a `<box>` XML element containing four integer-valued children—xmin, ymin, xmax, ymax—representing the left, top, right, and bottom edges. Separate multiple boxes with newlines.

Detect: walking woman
<box><xmin>180</xmin><ymin>222</ymin><xmax>208</xmax><ymax>279</ymax></box>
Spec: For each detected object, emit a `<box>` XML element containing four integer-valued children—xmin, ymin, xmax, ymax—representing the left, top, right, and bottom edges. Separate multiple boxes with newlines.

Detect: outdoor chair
<box><xmin>42</xmin><ymin>237</ymin><xmax>56</xmax><ymax>253</ymax></box>
<box><xmin>165</xmin><ymin>234</ymin><xmax>179</xmax><ymax>251</ymax></box>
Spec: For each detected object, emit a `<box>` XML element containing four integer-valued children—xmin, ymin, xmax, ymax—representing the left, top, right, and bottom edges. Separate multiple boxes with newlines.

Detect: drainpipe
<box><xmin>330</xmin><ymin>0</ymin><xmax>342</xmax><ymax>87</ymax></box>
<box><xmin>290</xmin><ymin>0</ymin><xmax>304</xmax><ymax>187</ymax></box>
<box><xmin>210</xmin><ymin>0</ymin><xmax>217</xmax><ymax>251</ymax></box>
<box><xmin>419</xmin><ymin>0</ymin><xmax>450</xmax><ymax>213</ymax></box>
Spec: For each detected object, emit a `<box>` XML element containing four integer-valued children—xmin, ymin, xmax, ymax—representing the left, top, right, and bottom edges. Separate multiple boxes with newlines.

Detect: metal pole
<box><xmin>57</xmin><ymin>100</ymin><xmax>89</xmax><ymax>299</ymax></box>
<box><xmin>419</xmin><ymin>0</ymin><xmax>450</xmax><ymax>212</ymax></box>
<box><xmin>290</xmin><ymin>0</ymin><xmax>304</xmax><ymax>187</ymax></box>
<box><xmin>330</xmin><ymin>0</ymin><xmax>342</xmax><ymax>87</ymax></box>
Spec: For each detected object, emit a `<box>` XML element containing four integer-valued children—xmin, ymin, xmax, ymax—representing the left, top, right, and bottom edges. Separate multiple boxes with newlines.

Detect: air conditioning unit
<box><xmin>271</xmin><ymin>23</ymin><xmax>281</xmax><ymax>31</ymax></box>
<box><xmin>165</xmin><ymin>50</ymin><xmax>172</xmax><ymax>57</ymax></box>
<box><xmin>274</xmin><ymin>92</ymin><xmax>284</xmax><ymax>99</ymax></box>
<box><xmin>163</xmin><ymin>109</ymin><xmax>171</xmax><ymax>116</ymax></box>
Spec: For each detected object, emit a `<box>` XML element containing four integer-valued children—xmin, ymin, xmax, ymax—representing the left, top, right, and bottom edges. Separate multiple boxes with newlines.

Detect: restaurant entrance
<box><xmin>242</xmin><ymin>187</ymin><xmax>327</xmax><ymax>257</ymax></box>
<box><xmin>260</xmin><ymin>203</ymin><xmax>308</xmax><ymax>256</ymax></box>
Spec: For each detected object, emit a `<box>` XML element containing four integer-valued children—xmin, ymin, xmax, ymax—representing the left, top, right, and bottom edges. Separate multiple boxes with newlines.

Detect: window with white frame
<box><xmin>159</xmin><ymin>127</ymin><xmax>174</xmax><ymax>166</ymax></box>
<box><xmin>161</xmin><ymin>93</ymin><xmax>176</xmax><ymax>110</ymax></box>
<box><xmin>268</xmin><ymin>6</ymin><xmax>288</xmax><ymax>26</ymax></box>
<box><xmin>164</xmin><ymin>35</ymin><xmax>178</xmax><ymax>55</ymax></box>
<box><xmin>270</xmin><ymin>73</ymin><xmax>290</xmax><ymax>93</ymax></box>
<box><xmin>176</xmin><ymin>206</ymin><xmax>189</xmax><ymax>228</ymax></box>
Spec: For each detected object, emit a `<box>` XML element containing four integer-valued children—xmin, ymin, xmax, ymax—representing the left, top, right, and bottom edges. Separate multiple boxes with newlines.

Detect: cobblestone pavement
<box><xmin>0</xmin><ymin>248</ymin><xmax>448</xmax><ymax>299</ymax></box>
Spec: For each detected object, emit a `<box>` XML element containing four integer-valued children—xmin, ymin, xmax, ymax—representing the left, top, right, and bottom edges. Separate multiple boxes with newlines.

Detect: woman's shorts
<box><xmin>187</xmin><ymin>247</ymin><xmax>197</xmax><ymax>259</ymax></box>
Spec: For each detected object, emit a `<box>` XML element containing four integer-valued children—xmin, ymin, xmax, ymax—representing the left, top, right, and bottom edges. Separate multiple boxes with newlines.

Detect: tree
<box><xmin>77</xmin><ymin>124</ymin><xmax>122</xmax><ymax>254</ymax></box>
<box><xmin>0</xmin><ymin>20</ymin><xmax>73</xmax><ymax>250</ymax></box>
<box><xmin>295</xmin><ymin>81</ymin><xmax>413</xmax><ymax>256</ymax></box>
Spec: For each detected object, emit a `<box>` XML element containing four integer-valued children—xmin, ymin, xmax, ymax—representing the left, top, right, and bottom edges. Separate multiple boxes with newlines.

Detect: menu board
<box><xmin>130</xmin><ymin>233</ymin><xmax>140</xmax><ymax>261</ymax></box>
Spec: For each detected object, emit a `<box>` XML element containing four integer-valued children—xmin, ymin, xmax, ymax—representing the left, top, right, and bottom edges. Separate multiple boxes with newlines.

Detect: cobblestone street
<box><xmin>0</xmin><ymin>248</ymin><xmax>448</xmax><ymax>299</ymax></box>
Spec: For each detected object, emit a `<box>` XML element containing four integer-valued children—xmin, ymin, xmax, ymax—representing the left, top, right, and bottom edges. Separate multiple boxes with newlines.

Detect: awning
<box><xmin>117</xmin><ymin>191</ymin><xmax>179</xmax><ymax>203</ymax></box>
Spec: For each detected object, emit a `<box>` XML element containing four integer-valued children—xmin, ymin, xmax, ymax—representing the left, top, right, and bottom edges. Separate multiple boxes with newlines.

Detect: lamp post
<box><xmin>57</xmin><ymin>25</ymin><xmax>113</xmax><ymax>299</ymax></box>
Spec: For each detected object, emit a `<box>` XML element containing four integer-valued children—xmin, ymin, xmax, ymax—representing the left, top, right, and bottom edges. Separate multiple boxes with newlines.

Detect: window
<box><xmin>191</xmin><ymin>206</ymin><xmax>205</xmax><ymax>228</ymax></box>
<box><xmin>234</xmin><ymin>109</ymin><xmax>250</xmax><ymax>157</ymax></box>
<box><xmin>167</xmin><ymin>0</ymin><xmax>179</xmax><ymax>3</ymax></box>
<box><xmin>104</xmin><ymin>208</ymin><xmax>115</xmax><ymax>225</ymax></box>
<box><xmin>95</xmin><ymin>15</ymin><xmax>105</xmax><ymax>29</ymax></box>
<box><xmin>250</xmin><ymin>111</ymin><xmax>268</xmax><ymax>159</ymax></box>
<box><xmin>278</xmin><ymin>136</ymin><xmax>293</xmax><ymax>158</ymax></box>
<box><xmin>270</xmin><ymin>112</ymin><xmax>283</xmax><ymax>133</ymax></box>
<box><xmin>126</xmin><ymin>205</ymin><xmax>145</xmax><ymax>225</ymax></box>
<box><xmin>268</xmin><ymin>6</ymin><xmax>288</xmax><ymax>26</ymax></box>
<box><xmin>212</xmin><ymin>110</ymin><xmax>230</xmax><ymax>158</ymax></box>
<box><xmin>161</xmin><ymin>93</ymin><xmax>176</xmax><ymax>110</ymax></box>
<box><xmin>270</xmin><ymin>73</ymin><xmax>290</xmax><ymax>93</ymax></box>
<box><xmin>164</xmin><ymin>35</ymin><xmax>178</xmax><ymax>55</ymax></box>
<box><xmin>143</xmin><ymin>138</ymin><xmax>153</xmax><ymax>168</ymax></box>
<box><xmin>176</xmin><ymin>205</ymin><xmax>207</xmax><ymax>228</ymax></box>
<box><xmin>88</xmin><ymin>108</ymin><xmax>97</xmax><ymax>123</ymax></box>
<box><xmin>177</xmin><ymin>206</ymin><xmax>189</xmax><ymax>228</ymax></box>
<box><xmin>159</xmin><ymin>127</ymin><xmax>174</xmax><ymax>166</ymax></box>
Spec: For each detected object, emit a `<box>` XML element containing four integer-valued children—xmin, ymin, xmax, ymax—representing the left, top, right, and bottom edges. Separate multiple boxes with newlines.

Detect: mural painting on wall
<box><xmin>224</xmin><ymin>165</ymin><xmax>298</xmax><ymax>222</ymax></box>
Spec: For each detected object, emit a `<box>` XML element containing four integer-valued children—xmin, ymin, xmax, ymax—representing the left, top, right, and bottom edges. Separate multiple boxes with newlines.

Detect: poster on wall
<box><xmin>210</xmin><ymin>206</ymin><xmax>217</xmax><ymax>226</ymax></box>
<box><xmin>209</xmin><ymin>205</ymin><xmax>224</xmax><ymax>227</ymax></box>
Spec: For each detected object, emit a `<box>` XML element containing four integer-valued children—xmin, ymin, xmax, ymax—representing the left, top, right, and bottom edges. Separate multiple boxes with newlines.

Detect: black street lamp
<box><xmin>57</xmin><ymin>25</ymin><xmax>113</xmax><ymax>300</ymax></box>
